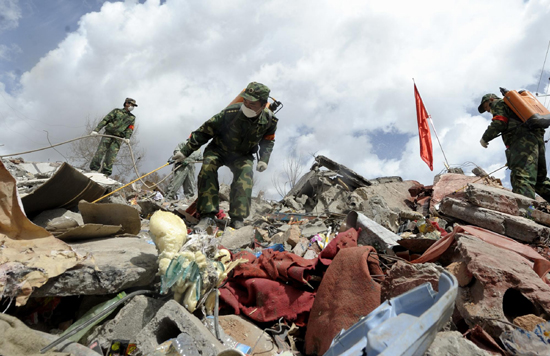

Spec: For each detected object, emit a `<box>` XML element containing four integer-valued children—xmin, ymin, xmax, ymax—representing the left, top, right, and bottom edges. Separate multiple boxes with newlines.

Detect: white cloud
<box><xmin>0</xmin><ymin>0</ymin><xmax>21</xmax><ymax>33</ymax></box>
<box><xmin>1</xmin><ymin>0</ymin><xmax>549</xmax><ymax>198</ymax></box>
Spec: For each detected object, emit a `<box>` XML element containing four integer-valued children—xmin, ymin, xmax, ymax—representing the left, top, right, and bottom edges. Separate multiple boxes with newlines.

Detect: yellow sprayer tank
<box><xmin>501</xmin><ymin>87</ymin><xmax>550</xmax><ymax>122</ymax></box>
<box><xmin>226</xmin><ymin>89</ymin><xmax>276</xmax><ymax>111</ymax></box>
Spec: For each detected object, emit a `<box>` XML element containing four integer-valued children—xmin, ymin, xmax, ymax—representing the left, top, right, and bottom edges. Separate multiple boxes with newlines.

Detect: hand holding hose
<box><xmin>171</xmin><ymin>151</ymin><xmax>187</xmax><ymax>163</ymax></box>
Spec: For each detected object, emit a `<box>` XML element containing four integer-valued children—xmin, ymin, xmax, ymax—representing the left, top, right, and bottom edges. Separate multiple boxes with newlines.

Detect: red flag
<box><xmin>414</xmin><ymin>84</ymin><xmax>433</xmax><ymax>171</ymax></box>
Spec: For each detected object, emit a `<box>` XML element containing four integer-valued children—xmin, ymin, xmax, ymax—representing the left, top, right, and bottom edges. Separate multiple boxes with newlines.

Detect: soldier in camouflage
<box><xmin>171</xmin><ymin>82</ymin><xmax>278</xmax><ymax>229</ymax></box>
<box><xmin>166</xmin><ymin>141</ymin><xmax>202</xmax><ymax>200</ymax></box>
<box><xmin>89</xmin><ymin>98</ymin><xmax>137</xmax><ymax>176</ymax></box>
<box><xmin>478</xmin><ymin>93</ymin><xmax>550</xmax><ymax>201</ymax></box>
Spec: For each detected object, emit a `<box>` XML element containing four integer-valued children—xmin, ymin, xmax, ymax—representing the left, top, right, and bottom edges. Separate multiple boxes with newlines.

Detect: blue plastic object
<box><xmin>254</xmin><ymin>243</ymin><xmax>285</xmax><ymax>257</ymax></box>
<box><xmin>325</xmin><ymin>271</ymin><xmax>458</xmax><ymax>356</ymax></box>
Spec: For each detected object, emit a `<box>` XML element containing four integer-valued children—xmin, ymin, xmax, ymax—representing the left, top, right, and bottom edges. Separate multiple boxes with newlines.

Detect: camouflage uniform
<box><xmin>481</xmin><ymin>98</ymin><xmax>550</xmax><ymax>201</ymax></box>
<box><xmin>90</xmin><ymin>104</ymin><xmax>136</xmax><ymax>176</ymax></box>
<box><xmin>180</xmin><ymin>83</ymin><xmax>278</xmax><ymax>221</ymax></box>
<box><xmin>166</xmin><ymin>142</ymin><xmax>202</xmax><ymax>200</ymax></box>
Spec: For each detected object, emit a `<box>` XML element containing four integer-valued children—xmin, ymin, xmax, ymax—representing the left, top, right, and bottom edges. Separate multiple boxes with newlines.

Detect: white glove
<box><xmin>256</xmin><ymin>161</ymin><xmax>268</xmax><ymax>172</ymax></box>
<box><xmin>480</xmin><ymin>139</ymin><xmax>488</xmax><ymax>148</ymax></box>
<box><xmin>124</xmin><ymin>138</ymin><xmax>130</xmax><ymax>145</ymax></box>
<box><xmin>172</xmin><ymin>151</ymin><xmax>186</xmax><ymax>163</ymax></box>
<box><xmin>90</xmin><ymin>131</ymin><xmax>99</xmax><ymax>136</ymax></box>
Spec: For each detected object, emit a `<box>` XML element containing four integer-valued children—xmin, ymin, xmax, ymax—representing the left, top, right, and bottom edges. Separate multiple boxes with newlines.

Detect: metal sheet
<box><xmin>21</xmin><ymin>163</ymin><xmax>106</xmax><ymax>217</ymax></box>
<box><xmin>78</xmin><ymin>201</ymin><xmax>141</xmax><ymax>235</ymax></box>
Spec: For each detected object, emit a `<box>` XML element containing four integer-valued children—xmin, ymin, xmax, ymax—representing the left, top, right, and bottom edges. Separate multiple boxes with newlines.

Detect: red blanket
<box><xmin>219</xmin><ymin>228</ymin><xmax>359</xmax><ymax>326</ymax></box>
<box><xmin>305</xmin><ymin>246</ymin><xmax>384</xmax><ymax>355</ymax></box>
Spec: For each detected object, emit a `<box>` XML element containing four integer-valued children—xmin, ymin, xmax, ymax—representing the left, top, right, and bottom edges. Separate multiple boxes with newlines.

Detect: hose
<box><xmin>92</xmin><ymin>161</ymin><xmax>172</xmax><ymax>203</ymax></box>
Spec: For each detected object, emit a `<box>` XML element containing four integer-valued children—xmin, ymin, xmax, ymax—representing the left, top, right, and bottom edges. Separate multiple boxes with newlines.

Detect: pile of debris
<box><xmin>1</xmin><ymin>155</ymin><xmax>549</xmax><ymax>355</ymax></box>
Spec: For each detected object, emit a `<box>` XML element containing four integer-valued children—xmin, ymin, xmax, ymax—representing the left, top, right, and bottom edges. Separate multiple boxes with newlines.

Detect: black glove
<box><xmin>527</xmin><ymin>117</ymin><xmax>550</xmax><ymax>130</ymax></box>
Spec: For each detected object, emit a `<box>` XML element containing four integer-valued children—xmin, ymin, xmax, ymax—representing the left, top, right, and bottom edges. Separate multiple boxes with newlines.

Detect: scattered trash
<box><xmin>3</xmin><ymin>155</ymin><xmax>550</xmax><ymax>356</ymax></box>
<box><xmin>500</xmin><ymin>321</ymin><xmax>550</xmax><ymax>355</ymax></box>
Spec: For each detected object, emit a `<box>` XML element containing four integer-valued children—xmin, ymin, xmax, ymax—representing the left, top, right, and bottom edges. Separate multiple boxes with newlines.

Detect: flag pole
<box><xmin>413</xmin><ymin>79</ymin><xmax>451</xmax><ymax>169</ymax></box>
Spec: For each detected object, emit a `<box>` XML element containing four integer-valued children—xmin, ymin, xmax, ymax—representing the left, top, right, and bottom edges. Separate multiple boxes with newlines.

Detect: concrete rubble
<box><xmin>1</xmin><ymin>156</ymin><xmax>550</xmax><ymax>355</ymax></box>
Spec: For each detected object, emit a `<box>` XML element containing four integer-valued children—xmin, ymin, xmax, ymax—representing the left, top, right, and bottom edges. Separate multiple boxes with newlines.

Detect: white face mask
<box><xmin>241</xmin><ymin>104</ymin><xmax>259</xmax><ymax>118</ymax></box>
<box><xmin>127</xmin><ymin>105</ymin><xmax>134</xmax><ymax>112</ymax></box>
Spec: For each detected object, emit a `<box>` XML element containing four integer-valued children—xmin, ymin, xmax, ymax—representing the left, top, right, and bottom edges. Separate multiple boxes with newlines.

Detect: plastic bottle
<box><xmin>172</xmin><ymin>333</ymin><xmax>200</xmax><ymax>356</ymax></box>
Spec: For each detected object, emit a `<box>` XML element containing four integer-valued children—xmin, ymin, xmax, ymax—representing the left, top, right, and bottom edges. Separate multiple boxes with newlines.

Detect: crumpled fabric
<box><xmin>305</xmin><ymin>246</ymin><xmax>384</xmax><ymax>356</ymax></box>
<box><xmin>219</xmin><ymin>228</ymin><xmax>359</xmax><ymax>326</ymax></box>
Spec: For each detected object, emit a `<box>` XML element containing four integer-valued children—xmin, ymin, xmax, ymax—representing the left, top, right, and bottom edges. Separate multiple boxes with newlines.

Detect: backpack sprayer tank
<box><xmin>227</xmin><ymin>90</ymin><xmax>283</xmax><ymax>113</ymax></box>
<box><xmin>500</xmin><ymin>87</ymin><xmax>550</xmax><ymax>123</ymax></box>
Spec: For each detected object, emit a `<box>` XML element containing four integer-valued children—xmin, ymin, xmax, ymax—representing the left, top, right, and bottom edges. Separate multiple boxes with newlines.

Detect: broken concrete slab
<box><xmin>33</xmin><ymin>237</ymin><xmax>157</xmax><ymax>297</ymax></box>
<box><xmin>465</xmin><ymin>183</ymin><xmax>535</xmax><ymax>216</ymax></box>
<box><xmin>353</xmin><ymin>195</ymin><xmax>400</xmax><ymax>232</ymax></box>
<box><xmin>310</xmin><ymin>183</ymin><xmax>350</xmax><ymax>215</ymax></box>
<box><xmin>249</xmin><ymin>196</ymin><xmax>273</xmax><ymax>217</ymax></box>
<box><xmin>380</xmin><ymin>260</ymin><xmax>444</xmax><ymax>301</ymax></box>
<box><xmin>284</xmin><ymin>225</ymin><xmax>301</xmax><ymax>247</ymax></box>
<box><xmin>32</xmin><ymin>208</ymin><xmax>84</xmax><ymax>231</ymax></box>
<box><xmin>440</xmin><ymin>197</ymin><xmax>550</xmax><ymax>243</ymax></box>
<box><xmin>348</xmin><ymin>180</ymin><xmax>419</xmax><ymax>213</ymax></box>
<box><xmin>313</xmin><ymin>155</ymin><xmax>372</xmax><ymax>190</ymax></box>
<box><xmin>346</xmin><ymin>211</ymin><xmax>399</xmax><ymax>252</ymax></box>
<box><xmin>455</xmin><ymin>235</ymin><xmax>550</xmax><ymax>339</ymax></box>
<box><xmin>446</xmin><ymin>261</ymin><xmax>473</xmax><ymax>287</ymax></box>
<box><xmin>220</xmin><ymin>225</ymin><xmax>255</xmax><ymax>250</ymax></box>
<box><xmin>83</xmin><ymin>172</ymin><xmax>121</xmax><ymax>189</ymax></box>
<box><xmin>79</xmin><ymin>201</ymin><xmax>141</xmax><ymax>235</ymax></box>
<box><xmin>303</xmin><ymin>249</ymin><xmax>318</xmax><ymax>260</ymax></box>
<box><xmin>135</xmin><ymin>300</ymin><xmax>224</xmax><ymax>355</ymax></box>
<box><xmin>425</xmin><ymin>331</ymin><xmax>493</xmax><ymax>356</ymax></box>
<box><xmin>21</xmin><ymin>163</ymin><xmax>106</xmax><ymax>218</ymax></box>
<box><xmin>86</xmin><ymin>295</ymin><xmax>167</xmax><ymax>350</ymax></box>
<box><xmin>430</xmin><ymin>173</ymin><xmax>500</xmax><ymax>213</ymax></box>
<box><xmin>300</xmin><ymin>220</ymin><xmax>328</xmax><ymax>238</ymax></box>
<box><xmin>282</xmin><ymin>196</ymin><xmax>303</xmax><ymax>211</ymax></box>
<box><xmin>527</xmin><ymin>208</ymin><xmax>550</xmax><ymax>228</ymax></box>
<box><xmin>284</xmin><ymin>170</ymin><xmax>317</xmax><ymax>199</ymax></box>
<box><xmin>218</xmin><ymin>315</ymin><xmax>278</xmax><ymax>356</ymax></box>
<box><xmin>292</xmin><ymin>238</ymin><xmax>310</xmax><ymax>257</ymax></box>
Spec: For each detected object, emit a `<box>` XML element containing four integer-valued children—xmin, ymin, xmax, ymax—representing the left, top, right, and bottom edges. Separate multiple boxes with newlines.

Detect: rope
<box><xmin>0</xmin><ymin>133</ymin><xmax>170</xmax><ymax>190</ymax></box>
<box><xmin>452</xmin><ymin>164</ymin><xmax>507</xmax><ymax>194</ymax></box>
<box><xmin>92</xmin><ymin>162</ymin><xmax>171</xmax><ymax>203</ymax></box>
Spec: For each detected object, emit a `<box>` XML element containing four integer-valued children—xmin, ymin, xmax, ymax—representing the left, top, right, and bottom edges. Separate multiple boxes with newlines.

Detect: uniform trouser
<box><xmin>89</xmin><ymin>136</ymin><xmax>122</xmax><ymax>176</ymax></box>
<box><xmin>197</xmin><ymin>146</ymin><xmax>253</xmax><ymax>220</ymax></box>
<box><xmin>507</xmin><ymin>131</ymin><xmax>550</xmax><ymax>202</ymax></box>
<box><xmin>166</xmin><ymin>164</ymin><xmax>196</xmax><ymax>200</ymax></box>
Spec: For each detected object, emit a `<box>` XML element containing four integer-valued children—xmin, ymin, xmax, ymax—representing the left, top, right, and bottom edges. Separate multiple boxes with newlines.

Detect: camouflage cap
<box><xmin>125</xmin><ymin>98</ymin><xmax>138</xmax><ymax>107</ymax></box>
<box><xmin>239</xmin><ymin>82</ymin><xmax>270</xmax><ymax>102</ymax></box>
<box><xmin>477</xmin><ymin>93</ymin><xmax>498</xmax><ymax>113</ymax></box>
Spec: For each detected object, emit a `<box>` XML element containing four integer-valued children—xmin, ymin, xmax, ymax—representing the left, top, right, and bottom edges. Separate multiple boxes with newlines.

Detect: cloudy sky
<box><xmin>1</xmin><ymin>0</ymin><xmax>550</xmax><ymax>198</ymax></box>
